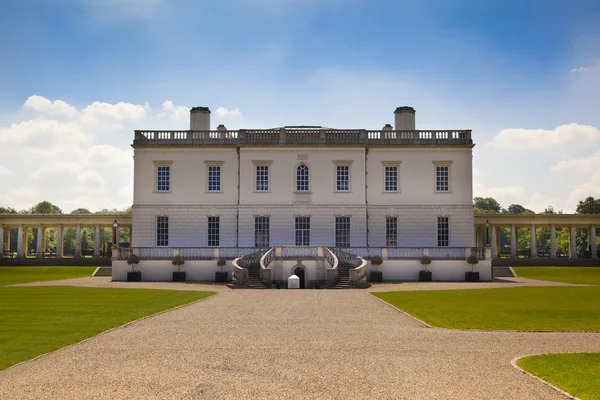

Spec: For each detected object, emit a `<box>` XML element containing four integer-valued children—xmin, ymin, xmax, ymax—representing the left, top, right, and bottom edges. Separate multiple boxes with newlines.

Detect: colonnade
<box><xmin>476</xmin><ymin>223</ymin><xmax>598</xmax><ymax>259</ymax></box>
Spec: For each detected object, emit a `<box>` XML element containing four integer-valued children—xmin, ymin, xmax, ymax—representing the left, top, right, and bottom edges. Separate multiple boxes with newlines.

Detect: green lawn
<box><xmin>0</xmin><ymin>286</ymin><xmax>215</xmax><ymax>370</ymax></box>
<box><xmin>518</xmin><ymin>353</ymin><xmax>600</xmax><ymax>400</ymax></box>
<box><xmin>372</xmin><ymin>286</ymin><xmax>600</xmax><ymax>330</ymax></box>
<box><xmin>513</xmin><ymin>267</ymin><xmax>600</xmax><ymax>285</ymax></box>
<box><xmin>0</xmin><ymin>266</ymin><xmax>97</xmax><ymax>285</ymax></box>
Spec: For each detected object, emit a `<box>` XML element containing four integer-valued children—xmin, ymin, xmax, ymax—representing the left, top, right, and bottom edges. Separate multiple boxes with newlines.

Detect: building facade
<box><xmin>131</xmin><ymin>106</ymin><xmax>475</xmax><ymax>249</ymax></box>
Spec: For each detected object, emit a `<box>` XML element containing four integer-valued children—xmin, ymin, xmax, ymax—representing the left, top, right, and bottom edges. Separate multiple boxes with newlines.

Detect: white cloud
<box><xmin>473</xmin><ymin>183</ymin><xmax>526</xmax><ymax>205</ymax></box>
<box><xmin>0</xmin><ymin>166</ymin><xmax>13</xmax><ymax>177</ymax></box>
<box><xmin>489</xmin><ymin>123</ymin><xmax>600</xmax><ymax>151</ymax></box>
<box><xmin>23</xmin><ymin>95</ymin><xmax>78</xmax><ymax>118</ymax></box>
<box><xmin>215</xmin><ymin>107</ymin><xmax>242</xmax><ymax>118</ymax></box>
<box><xmin>158</xmin><ymin>100</ymin><xmax>189</xmax><ymax>121</ymax></box>
<box><xmin>80</xmin><ymin>101</ymin><xmax>147</xmax><ymax>124</ymax></box>
<box><xmin>570</xmin><ymin>66</ymin><xmax>590</xmax><ymax>73</ymax></box>
<box><xmin>551</xmin><ymin>151</ymin><xmax>600</xmax><ymax>173</ymax></box>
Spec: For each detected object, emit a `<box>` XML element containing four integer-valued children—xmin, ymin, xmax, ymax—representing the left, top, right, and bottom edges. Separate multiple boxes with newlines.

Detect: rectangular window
<box><xmin>156</xmin><ymin>216</ymin><xmax>169</xmax><ymax>247</ymax></box>
<box><xmin>208</xmin><ymin>216</ymin><xmax>220</xmax><ymax>247</ymax></box>
<box><xmin>386</xmin><ymin>217</ymin><xmax>398</xmax><ymax>247</ymax></box>
<box><xmin>336</xmin><ymin>165</ymin><xmax>349</xmax><ymax>191</ymax></box>
<box><xmin>436</xmin><ymin>166</ymin><xmax>449</xmax><ymax>192</ymax></box>
<box><xmin>437</xmin><ymin>217</ymin><xmax>449</xmax><ymax>247</ymax></box>
<box><xmin>385</xmin><ymin>166</ymin><xmax>398</xmax><ymax>192</ymax></box>
<box><xmin>254</xmin><ymin>216</ymin><xmax>270</xmax><ymax>248</ymax></box>
<box><xmin>335</xmin><ymin>217</ymin><xmax>351</xmax><ymax>247</ymax></box>
<box><xmin>295</xmin><ymin>217</ymin><xmax>310</xmax><ymax>246</ymax></box>
<box><xmin>208</xmin><ymin>166</ymin><xmax>221</xmax><ymax>192</ymax></box>
<box><xmin>157</xmin><ymin>166</ymin><xmax>170</xmax><ymax>192</ymax></box>
<box><xmin>256</xmin><ymin>165</ymin><xmax>269</xmax><ymax>191</ymax></box>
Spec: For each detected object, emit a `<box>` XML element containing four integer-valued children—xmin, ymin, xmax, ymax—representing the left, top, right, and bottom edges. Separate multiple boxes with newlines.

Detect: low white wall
<box><xmin>369</xmin><ymin>259</ymin><xmax>492</xmax><ymax>281</ymax></box>
<box><xmin>112</xmin><ymin>259</ymin><xmax>232</xmax><ymax>281</ymax></box>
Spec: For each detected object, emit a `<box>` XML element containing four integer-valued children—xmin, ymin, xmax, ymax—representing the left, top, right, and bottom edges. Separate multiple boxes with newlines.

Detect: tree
<box><xmin>473</xmin><ymin>197</ymin><xmax>502</xmax><ymax>214</ymax></box>
<box><xmin>70</xmin><ymin>208</ymin><xmax>92</xmax><ymax>214</ymax></box>
<box><xmin>0</xmin><ymin>206</ymin><xmax>17</xmax><ymax>214</ymax></box>
<box><xmin>29</xmin><ymin>201</ymin><xmax>62</xmax><ymax>214</ymax></box>
<box><xmin>505</xmin><ymin>204</ymin><xmax>533</xmax><ymax>215</ymax></box>
<box><xmin>576</xmin><ymin>197</ymin><xmax>600</xmax><ymax>215</ymax></box>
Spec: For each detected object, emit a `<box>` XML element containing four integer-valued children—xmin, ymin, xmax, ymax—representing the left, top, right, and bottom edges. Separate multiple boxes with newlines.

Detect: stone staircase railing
<box><xmin>324</xmin><ymin>247</ymin><xmax>339</xmax><ymax>284</ymax></box>
<box><xmin>259</xmin><ymin>247</ymin><xmax>276</xmax><ymax>285</ymax></box>
<box><xmin>335</xmin><ymin>248</ymin><xmax>368</xmax><ymax>287</ymax></box>
<box><xmin>232</xmin><ymin>249</ymin><xmax>267</xmax><ymax>286</ymax></box>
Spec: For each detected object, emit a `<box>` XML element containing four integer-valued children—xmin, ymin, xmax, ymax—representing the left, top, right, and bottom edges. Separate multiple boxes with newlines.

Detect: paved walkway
<box><xmin>1</xmin><ymin>280</ymin><xmax>599</xmax><ymax>399</ymax></box>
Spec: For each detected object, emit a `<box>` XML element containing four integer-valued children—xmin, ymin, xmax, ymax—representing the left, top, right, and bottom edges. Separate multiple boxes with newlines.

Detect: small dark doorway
<box><xmin>294</xmin><ymin>267</ymin><xmax>306</xmax><ymax>289</ymax></box>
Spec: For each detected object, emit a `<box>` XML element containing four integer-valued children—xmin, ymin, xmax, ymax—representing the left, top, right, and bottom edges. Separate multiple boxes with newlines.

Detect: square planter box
<box><xmin>465</xmin><ymin>271</ymin><xmax>480</xmax><ymax>282</ymax></box>
<box><xmin>370</xmin><ymin>271</ymin><xmax>383</xmax><ymax>282</ymax></box>
<box><xmin>127</xmin><ymin>271</ymin><xmax>142</xmax><ymax>282</ymax></box>
<box><xmin>173</xmin><ymin>271</ymin><xmax>187</xmax><ymax>282</ymax></box>
<box><xmin>419</xmin><ymin>270</ymin><xmax>432</xmax><ymax>282</ymax></box>
<box><xmin>215</xmin><ymin>271</ymin><xmax>229</xmax><ymax>282</ymax></box>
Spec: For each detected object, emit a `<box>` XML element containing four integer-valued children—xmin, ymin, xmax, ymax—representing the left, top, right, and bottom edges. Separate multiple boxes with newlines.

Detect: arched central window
<box><xmin>296</xmin><ymin>164</ymin><xmax>309</xmax><ymax>192</ymax></box>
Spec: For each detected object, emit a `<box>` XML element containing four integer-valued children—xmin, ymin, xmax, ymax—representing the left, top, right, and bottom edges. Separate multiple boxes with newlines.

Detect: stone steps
<box><xmin>492</xmin><ymin>266</ymin><xmax>515</xmax><ymax>278</ymax></box>
<box><xmin>93</xmin><ymin>266</ymin><xmax>112</xmax><ymax>277</ymax></box>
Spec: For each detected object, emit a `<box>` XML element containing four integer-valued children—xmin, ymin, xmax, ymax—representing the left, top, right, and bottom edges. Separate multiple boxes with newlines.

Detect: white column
<box><xmin>94</xmin><ymin>224</ymin><xmax>101</xmax><ymax>257</ymax></box>
<box><xmin>530</xmin><ymin>224</ymin><xmax>537</xmax><ymax>258</ymax></box>
<box><xmin>36</xmin><ymin>224</ymin><xmax>43</xmax><ymax>258</ymax></box>
<box><xmin>490</xmin><ymin>224</ymin><xmax>497</xmax><ymax>258</ymax></box>
<box><xmin>0</xmin><ymin>224</ymin><xmax>4</xmax><ymax>256</ymax></box>
<box><xmin>17</xmin><ymin>224</ymin><xmax>24</xmax><ymax>258</ymax></box>
<box><xmin>75</xmin><ymin>223</ymin><xmax>82</xmax><ymax>258</ymax></box>
<box><xmin>23</xmin><ymin>227</ymin><xmax>29</xmax><ymax>258</ymax></box>
<box><xmin>550</xmin><ymin>224</ymin><xmax>557</xmax><ymax>258</ymax></box>
<box><xmin>56</xmin><ymin>224</ymin><xmax>63</xmax><ymax>258</ymax></box>
<box><xmin>569</xmin><ymin>224</ymin><xmax>577</xmax><ymax>259</ymax></box>
<box><xmin>476</xmin><ymin>227</ymin><xmax>483</xmax><ymax>247</ymax></box>
<box><xmin>510</xmin><ymin>224</ymin><xmax>517</xmax><ymax>258</ymax></box>
<box><xmin>42</xmin><ymin>227</ymin><xmax>47</xmax><ymax>257</ymax></box>
<box><xmin>3</xmin><ymin>227</ymin><xmax>10</xmax><ymax>255</ymax></box>
<box><xmin>590</xmin><ymin>225</ymin><xmax>598</xmax><ymax>259</ymax></box>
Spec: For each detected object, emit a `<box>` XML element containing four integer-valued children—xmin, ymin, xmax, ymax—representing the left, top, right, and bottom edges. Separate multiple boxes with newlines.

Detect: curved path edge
<box><xmin>510</xmin><ymin>354</ymin><xmax>580</xmax><ymax>400</ymax></box>
<box><xmin>368</xmin><ymin>293</ymin><xmax>433</xmax><ymax>328</ymax></box>
<box><xmin>0</xmin><ymin>292</ymin><xmax>219</xmax><ymax>375</ymax></box>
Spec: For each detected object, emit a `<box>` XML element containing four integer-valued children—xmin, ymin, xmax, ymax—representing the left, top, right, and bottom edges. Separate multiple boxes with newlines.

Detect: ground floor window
<box><xmin>386</xmin><ymin>217</ymin><xmax>397</xmax><ymax>247</ymax></box>
<box><xmin>295</xmin><ymin>216</ymin><xmax>310</xmax><ymax>246</ymax></box>
<box><xmin>335</xmin><ymin>216</ymin><xmax>351</xmax><ymax>247</ymax></box>
<box><xmin>437</xmin><ymin>217</ymin><xmax>449</xmax><ymax>247</ymax></box>
<box><xmin>255</xmin><ymin>216</ymin><xmax>270</xmax><ymax>247</ymax></box>
<box><xmin>208</xmin><ymin>216</ymin><xmax>219</xmax><ymax>247</ymax></box>
<box><xmin>156</xmin><ymin>216</ymin><xmax>169</xmax><ymax>247</ymax></box>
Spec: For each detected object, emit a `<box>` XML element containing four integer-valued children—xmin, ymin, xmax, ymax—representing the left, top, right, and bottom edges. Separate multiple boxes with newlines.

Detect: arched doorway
<box><xmin>293</xmin><ymin>266</ymin><xmax>306</xmax><ymax>289</ymax></box>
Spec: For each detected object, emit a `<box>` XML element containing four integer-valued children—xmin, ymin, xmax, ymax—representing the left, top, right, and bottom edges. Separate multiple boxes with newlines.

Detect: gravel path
<box><xmin>2</xmin><ymin>282</ymin><xmax>599</xmax><ymax>399</ymax></box>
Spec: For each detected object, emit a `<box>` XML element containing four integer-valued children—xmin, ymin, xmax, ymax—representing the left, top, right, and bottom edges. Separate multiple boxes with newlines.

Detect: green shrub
<box><xmin>370</xmin><ymin>256</ymin><xmax>383</xmax><ymax>271</ymax></box>
<box><xmin>217</xmin><ymin>258</ymin><xmax>226</xmax><ymax>272</ymax></box>
<box><xmin>172</xmin><ymin>255</ymin><xmax>185</xmax><ymax>272</ymax></box>
<box><xmin>127</xmin><ymin>254</ymin><xmax>139</xmax><ymax>271</ymax></box>
<box><xmin>467</xmin><ymin>255</ymin><xmax>479</xmax><ymax>272</ymax></box>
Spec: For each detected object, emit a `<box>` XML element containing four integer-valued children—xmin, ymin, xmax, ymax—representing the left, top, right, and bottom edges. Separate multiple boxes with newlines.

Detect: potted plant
<box><xmin>465</xmin><ymin>255</ymin><xmax>480</xmax><ymax>282</ymax></box>
<box><xmin>127</xmin><ymin>254</ymin><xmax>141</xmax><ymax>282</ymax></box>
<box><xmin>172</xmin><ymin>255</ymin><xmax>186</xmax><ymax>282</ymax></box>
<box><xmin>370</xmin><ymin>256</ymin><xmax>383</xmax><ymax>282</ymax></box>
<box><xmin>419</xmin><ymin>255</ymin><xmax>432</xmax><ymax>282</ymax></box>
<box><xmin>215</xmin><ymin>258</ymin><xmax>228</xmax><ymax>282</ymax></box>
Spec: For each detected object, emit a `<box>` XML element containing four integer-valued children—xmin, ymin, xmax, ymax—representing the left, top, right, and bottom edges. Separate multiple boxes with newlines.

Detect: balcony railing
<box><xmin>133</xmin><ymin>129</ymin><xmax>472</xmax><ymax>147</ymax></box>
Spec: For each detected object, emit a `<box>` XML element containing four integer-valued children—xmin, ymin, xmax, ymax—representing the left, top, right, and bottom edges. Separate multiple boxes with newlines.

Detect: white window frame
<box><xmin>254</xmin><ymin>216</ymin><xmax>270</xmax><ymax>248</ymax></box>
<box><xmin>386</xmin><ymin>216</ymin><xmax>398</xmax><ymax>247</ymax></box>
<box><xmin>333</xmin><ymin>160</ymin><xmax>353</xmax><ymax>193</ymax></box>
<box><xmin>295</xmin><ymin>163</ymin><xmax>310</xmax><ymax>193</ymax></box>
<box><xmin>295</xmin><ymin>216</ymin><xmax>310</xmax><ymax>246</ymax></box>
<box><xmin>207</xmin><ymin>216</ymin><xmax>220</xmax><ymax>247</ymax></box>
<box><xmin>205</xmin><ymin>161</ymin><xmax>224</xmax><ymax>193</ymax></box>
<box><xmin>437</xmin><ymin>216</ymin><xmax>449</xmax><ymax>247</ymax></box>
<box><xmin>154</xmin><ymin>161</ymin><xmax>172</xmax><ymax>193</ymax></box>
<box><xmin>433</xmin><ymin>161</ymin><xmax>452</xmax><ymax>193</ymax></box>
<box><xmin>335</xmin><ymin>216</ymin><xmax>351</xmax><ymax>247</ymax></box>
<box><xmin>382</xmin><ymin>161</ymin><xmax>401</xmax><ymax>193</ymax></box>
<box><xmin>252</xmin><ymin>161</ymin><xmax>272</xmax><ymax>193</ymax></box>
<box><xmin>156</xmin><ymin>216</ymin><xmax>169</xmax><ymax>247</ymax></box>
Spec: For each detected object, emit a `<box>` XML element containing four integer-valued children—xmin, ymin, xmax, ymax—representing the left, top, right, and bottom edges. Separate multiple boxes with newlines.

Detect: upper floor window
<box><xmin>253</xmin><ymin>161</ymin><xmax>271</xmax><ymax>192</ymax></box>
<box><xmin>156</xmin><ymin>216</ymin><xmax>169</xmax><ymax>247</ymax></box>
<box><xmin>333</xmin><ymin>161</ymin><xmax>352</xmax><ymax>192</ymax></box>
<box><xmin>205</xmin><ymin>161</ymin><xmax>224</xmax><ymax>193</ymax></box>
<box><xmin>335</xmin><ymin>216</ymin><xmax>351</xmax><ymax>247</ymax></box>
<box><xmin>295</xmin><ymin>216</ymin><xmax>310</xmax><ymax>246</ymax></box>
<box><xmin>433</xmin><ymin>161</ymin><xmax>452</xmax><ymax>193</ymax></box>
<box><xmin>155</xmin><ymin>162</ymin><xmax>172</xmax><ymax>192</ymax></box>
<box><xmin>296</xmin><ymin>164</ymin><xmax>309</xmax><ymax>192</ymax></box>
<box><xmin>437</xmin><ymin>217</ymin><xmax>449</xmax><ymax>247</ymax></box>
<box><xmin>382</xmin><ymin>162</ymin><xmax>400</xmax><ymax>193</ymax></box>
<box><xmin>208</xmin><ymin>216</ymin><xmax>219</xmax><ymax>247</ymax></box>
<box><xmin>254</xmin><ymin>216</ymin><xmax>270</xmax><ymax>248</ymax></box>
<box><xmin>386</xmin><ymin>216</ymin><xmax>398</xmax><ymax>247</ymax></box>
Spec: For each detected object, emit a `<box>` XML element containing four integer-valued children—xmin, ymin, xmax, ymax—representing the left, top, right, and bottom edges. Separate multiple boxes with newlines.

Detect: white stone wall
<box><xmin>368</xmin><ymin>259</ymin><xmax>492</xmax><ymax>281</ymax></box>
<box><xmin>113</xmin><ymin>259</ymin><xmax>233</xmax><ymax>281</ymax></box>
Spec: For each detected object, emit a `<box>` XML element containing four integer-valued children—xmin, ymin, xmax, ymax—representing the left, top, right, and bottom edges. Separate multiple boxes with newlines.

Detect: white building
<box><xmin>131</xmin><ymin>106</ymin><xmax>475</xmax><ymax>250</ymax></box>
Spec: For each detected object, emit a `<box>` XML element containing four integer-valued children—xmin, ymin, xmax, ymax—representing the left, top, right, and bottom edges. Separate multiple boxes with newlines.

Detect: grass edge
<box><xmin>511</xmin><ymin>354</ymin><xmax>580</xmax><ymax>400</ymax></box>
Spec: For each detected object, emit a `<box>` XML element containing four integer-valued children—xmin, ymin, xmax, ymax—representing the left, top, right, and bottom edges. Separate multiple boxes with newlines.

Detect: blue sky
<box><xmin>1</xmin><ymin>0</ymin><xmax>599</xmax><ymax>212</ymax></box>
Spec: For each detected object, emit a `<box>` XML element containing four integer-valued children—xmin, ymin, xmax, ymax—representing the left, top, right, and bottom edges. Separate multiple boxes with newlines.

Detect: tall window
<box><xmin>437</xmin><ymin>217</ymin><xmax>449</xmax><ymax>247</ymax></box>
<box><xmin>436</xmin><ymin>166</ymin><xmax>449</xmax><ymax>192</ymax></box>
<box><xmin>157</xmin><ymin>165</ymin><xmax>170</xmax><ymax>192</ymax></box>
<box><xmin>385</xmin><ymin>166</ymin><xmax>398</xmax><ymax>192</ymax></box>
<box><xmin>335</xmin><ymin>217</ymin><xmax>351</xmax><ymax>247</ymax></box>
<box><xmin>296</xmin><ymin>165</ymin><xmax>309</xmax><ymax>192</ymax></box>
<box><xmin>256</xmin><ymin>165</ymin><xmax>269</xmax><ymax>191</ymax></box>
<box><xmin>208</xmin><ymin>166</ymin><xmax>221</xmax><ymax>192</ymax></box>
<box><xmin>156</xmin><ymin>216</ymin><xmax>169</xmax><ymax>247</ymax></box>
<box><xmin>208</xmin><ymin>216</ymin><xmax>220</xmax><ymax>247</ymax></box>
<box><xmin>386</xmin><ymin>217</ymin><xmax>398</xmax><ymax>247</ymax></box>
<box><xmin>295</xmin><ymin>217</ymin><xmax>310</xmax><ymax>246</ymax></box>
<box><xmin>254</xmin><ymin>217</ymin><xmax>270</xmax><ymax>248</ymax></box>
<box><xmin>336</xmin><ymin>165</ymin><xmax>349</xmax><ymax>191</ymax></box>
